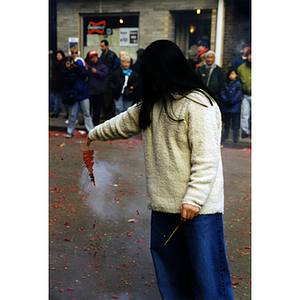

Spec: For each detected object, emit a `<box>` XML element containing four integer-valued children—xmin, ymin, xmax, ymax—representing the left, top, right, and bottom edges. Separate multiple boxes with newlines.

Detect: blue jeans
<box><xmin>67</xmin><ymin>99</ymin><xmax>94</xmax><ymax>135</ymax></box>
<box><xmin>150</xmin><ymin>211</ymin><xmax>234</xmax><ymax>300</ymax></box>
<box><xmin>49</xmin><ymin>92</ymin><xmax>62</xmax><ymax>115</ymax></box>
<box><xmin>241</xmin><ymin>94</ymin><xmax>251</xmax><ymax>135</ymax></box>
<box><xmin>114</xmin><ymin>94</ymin><xmax>132</xmax><ymax>116</ymax></box>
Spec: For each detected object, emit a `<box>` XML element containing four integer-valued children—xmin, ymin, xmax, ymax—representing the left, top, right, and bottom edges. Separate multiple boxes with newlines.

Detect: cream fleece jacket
<box><xmin>88</xmin><ymin>91</ymin><xmax>224</xmax><ymax>215</ymax></box>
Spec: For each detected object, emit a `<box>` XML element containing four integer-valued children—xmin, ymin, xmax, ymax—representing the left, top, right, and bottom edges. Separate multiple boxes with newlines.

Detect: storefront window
<box><xmin>82</xmin><ymin>14</ymin><xmax>139</xmax><ymax>61</ymax></box>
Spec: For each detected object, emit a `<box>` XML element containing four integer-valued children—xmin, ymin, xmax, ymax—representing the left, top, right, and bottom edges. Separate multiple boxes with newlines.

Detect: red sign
<box><xmin>87</xmin><ymin>20</ymin><xmax>106</xmax><ymax>34</ymax></box>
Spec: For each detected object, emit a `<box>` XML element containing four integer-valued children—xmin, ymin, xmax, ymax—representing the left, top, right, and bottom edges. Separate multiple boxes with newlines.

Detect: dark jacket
<box><xmin>196</xmin><ymin>64</ymin><xmax>225</xmax><ymax>95</ymax></box>
<box><xmin>109</xmin><ymin>67</ymin><xmax>140</xmax><ymax>101</ymax></box>
<box><xmin>100</xmin><ymin>49</ymin><xmax>117</xmax><ymax>77</ymax></box>
<box><xmin>61</xmin><ymin>65</ymin><xmax>90</xmax><ymax>103</ymax></box>
<box><xmin>52</xmin><ymin>59</ymin><xmax>64</xmax><ymax>93</ymax></box>
<box><xmin>85</xmin><ymin>58</ymin><xmax>108</xmax><ymax>95</ymax></box>
<box><xmin>220</xmin><ymin>79</ymin><xmax>243</xmax><ymax>113</ymax></box>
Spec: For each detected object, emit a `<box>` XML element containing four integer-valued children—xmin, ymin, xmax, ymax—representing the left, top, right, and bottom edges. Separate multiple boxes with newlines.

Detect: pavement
<box><xmin>49</xmin><ymin>106</ymin><xmax>251</xmax><ymax>149</ymax></box>
<box><xmin>49</xmin><ymin>106</ymin><xmax>251</xmax><ymax>300</ymax></box>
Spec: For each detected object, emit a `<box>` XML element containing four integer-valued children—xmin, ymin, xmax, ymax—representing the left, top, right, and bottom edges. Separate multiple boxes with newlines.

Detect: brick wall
<box><xmin>55</xmin><ymin>0</ymin><xmax>250</xmax><ymax>70</ymax></box>
<box><xmin>57</xmin><ymin>0</ymin><xmax>218</xmax><ymax>54</ymax></box>
<box><xmin>222</xmin><ymin>0</ymin><xmax>251</xmax><ymax>69</ymax></box>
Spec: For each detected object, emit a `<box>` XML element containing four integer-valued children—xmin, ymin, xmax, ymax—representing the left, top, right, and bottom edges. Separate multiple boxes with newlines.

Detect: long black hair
<box><xmin>138</xmin><ymin>40</ymin><xmax>216</xmax><ymax>129</ymax></box>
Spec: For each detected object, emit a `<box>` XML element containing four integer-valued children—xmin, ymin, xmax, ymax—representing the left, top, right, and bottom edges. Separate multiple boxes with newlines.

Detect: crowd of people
<box><xmin>49</xmin><ymin>40</ymin><xmax>143</xmax><ymax>138</ymax></box>
<box><xmin>49</xmin><ymin>39</ymin><xmax>251</xmax><ymax>142</ymax></box>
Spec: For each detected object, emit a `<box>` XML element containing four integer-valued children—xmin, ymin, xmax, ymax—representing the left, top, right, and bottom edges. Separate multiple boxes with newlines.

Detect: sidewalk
<box><xmin>49</xmin><ymin>106</ymin><xmax>107</xmax><ymax>134</ymax></box>
<box><xmin>49</xmin><ymin>107</ymin><xmax>251</xmax><ymax>149</ymax></box>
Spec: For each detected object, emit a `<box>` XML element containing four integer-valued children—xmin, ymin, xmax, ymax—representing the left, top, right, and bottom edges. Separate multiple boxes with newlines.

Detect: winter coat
<box><xmin>108</xmin><ymin>67</ymin><xmax>140</xmax><ymax>101</ymax></box>
<box><xmin>85</xmin><ymin>58</ymin><xmax>108</xmax><ymax>95</ymax></box>
<box><xmin>220</xmin><ymin>79</ymin><xmax>243</xmax><ymax>113</ymax></box>
<box><xmin>61</xmin><ymin>65</ymin><xmax>90</xmax><ymax>104</ymax></box>
<box><xmin>100</xmin><ymin>49</ymin><xmax>117</xmax><ymax>77</ymax></box>
<box><xmin>196</xmin><ymin>52</ymin><xmax>225</xmax><ymax>95</ymax></box>
<box><xmin>237</xmin><ymin>61</ymin><xmax>251</xmax><ymax>96</ymax></box>
<box><xmin>52</xmin><ymin>59</ymin><xmax>64</xmax><ymax>93</ymax></box>
<box><xmin>231</xmin><ymin>54</ymin><xmax>247</xmax><ymax>70</ymax></box>
<box><xmin>88</xmin><ymin>91</ymin><xmax>224</xmax><ymax>215</ymax></box>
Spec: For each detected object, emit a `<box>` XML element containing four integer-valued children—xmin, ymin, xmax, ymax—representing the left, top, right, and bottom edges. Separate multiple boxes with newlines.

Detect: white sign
<box><xmin>119</xmin><ymin>28</ymin><xmax>139</xmax><ymax>46</ymax></box>
<box><xmin>68</xmin><ymin>37</ymin><xmax>78</xmax><ymax>54</ymax></box>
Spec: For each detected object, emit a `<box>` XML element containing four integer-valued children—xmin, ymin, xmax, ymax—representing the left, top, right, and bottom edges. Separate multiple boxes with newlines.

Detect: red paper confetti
<box><xmin>82</xmin><ymin>149</ymin><xmax>95</xmax><ymax>185</ymax></box>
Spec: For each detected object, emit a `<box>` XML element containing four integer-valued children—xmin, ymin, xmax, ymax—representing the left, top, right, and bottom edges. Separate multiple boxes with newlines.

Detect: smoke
<box><xmin>79</xmin><ymin>154</ymin><xmax>122</xmax><ymax>217</ymax></box>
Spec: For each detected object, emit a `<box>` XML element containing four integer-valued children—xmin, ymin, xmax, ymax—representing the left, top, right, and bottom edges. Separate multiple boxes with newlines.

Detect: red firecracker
<box><xmin>82</xmin><ymin>149</ymin><xmax>95</xmax><ymax>185</ymax></box>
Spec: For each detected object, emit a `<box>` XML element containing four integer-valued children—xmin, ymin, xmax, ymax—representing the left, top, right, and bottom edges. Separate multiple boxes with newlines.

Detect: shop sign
<box><xmin>87</xmin><ymin>20</ymin><xmax>106</xmax><ymax>34</ymax></box>
<box><xmin>119</xmin><ymin>28</ymin><xmax>139</xmax><ymax>46</ymax></box>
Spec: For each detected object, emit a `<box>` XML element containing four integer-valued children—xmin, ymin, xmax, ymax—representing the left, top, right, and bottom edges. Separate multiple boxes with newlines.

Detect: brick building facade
<box><xmin>51</xmin><ymin>0</ymin><xmax>250</xmax><ymax>69</ymax></box>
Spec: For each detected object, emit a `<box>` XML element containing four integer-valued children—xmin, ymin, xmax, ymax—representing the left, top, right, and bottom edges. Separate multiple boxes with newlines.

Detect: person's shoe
<box><xmin>66</xmin><ymin>134</ymin><xmax>73</xmax><ymax>139</ymax></box>
<box><xmin>50</xmin><ymin>113</ymin><xmax>59</xmax><ymax>118</ymax></box>
<box><xmin>241</xmin><ymin>132</ymin><xmax>249</xmax><ymax>139</ymax></box>
<box><xmin>65</xmin><ymin>119</ymin><xmax>69</xmax><ymax>124</ymax></box>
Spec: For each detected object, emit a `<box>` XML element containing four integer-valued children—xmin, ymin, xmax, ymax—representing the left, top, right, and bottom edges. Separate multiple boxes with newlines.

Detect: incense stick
<box><xmin>164</xmin><ymin>220</ymin><xmax>182</xmax><ymax>246</ymax></box>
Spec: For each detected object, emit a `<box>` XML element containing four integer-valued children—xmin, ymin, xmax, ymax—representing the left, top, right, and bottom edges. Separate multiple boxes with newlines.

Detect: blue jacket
<box><xmin>220</xmin><ymin>79</ymin><xmax>243</xmax><ymax>113</ymax></box>
<box><xmin>231</xmin><ymin>55</ymin><xmax>247</xmax><ymax>70</ymax></box>
<box><xmin>61</xmin><ymin>65</ymin><xmax>90</xmax><ymax>102</ymax></box>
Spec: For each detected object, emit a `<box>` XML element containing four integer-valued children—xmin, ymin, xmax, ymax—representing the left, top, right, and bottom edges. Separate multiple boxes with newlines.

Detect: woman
<box><xmin>50</xmin><ymin>50</ymin><xmax>65</xmax><ymax>118</ymax></box>
<box><xmin>61</xmin><ymin>56</ymin><xmax>94</xmax><ymax>138</ymax></box>
<box><xmin>86</xmin><ymin>40</ymin><xmax>234</xmax><ymax>300</ymax></box>
<box><xmin>108</xmin><ymin>54</ymin><xmax>140</xmax><ymax>115</ymax></box>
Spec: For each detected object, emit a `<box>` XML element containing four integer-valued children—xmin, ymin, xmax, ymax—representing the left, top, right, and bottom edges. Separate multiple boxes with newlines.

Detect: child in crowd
<box><xmin>220</xmin><ymin>67</ymin><xmax>243</xmax><ymax>143</ymax></box>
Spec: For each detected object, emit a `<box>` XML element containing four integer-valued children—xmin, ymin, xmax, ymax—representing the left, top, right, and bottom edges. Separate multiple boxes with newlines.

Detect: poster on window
<box><xmin>119</xmin><ymin>28</ymin><xmax>139</xmax><ymax>46</ymax></box>
<box><xmin>68</xmin><ymin>37</ymin><xmax>78</xmax><ymax>54</ymax></box>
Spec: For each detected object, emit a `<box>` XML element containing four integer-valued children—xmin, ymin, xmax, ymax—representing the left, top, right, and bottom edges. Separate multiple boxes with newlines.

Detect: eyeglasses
<box><xmin>72</xmin><ymin>52</ymin><xmax>78</xmax><ymax>54</ymax></box>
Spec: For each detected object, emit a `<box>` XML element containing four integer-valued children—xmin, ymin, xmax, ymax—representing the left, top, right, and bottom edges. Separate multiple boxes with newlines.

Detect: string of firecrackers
<box><xmin>82</xmin><ymin>148</ymin><xmax>96</xmax><ymax>185</ymax></box>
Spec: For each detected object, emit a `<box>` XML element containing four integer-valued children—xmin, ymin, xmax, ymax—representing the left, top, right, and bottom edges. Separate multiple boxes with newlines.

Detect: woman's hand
<box><xmin>180</xmin><ymin>204</ymin><xmax>200</xmax><ymax>222</ymax></box>
<box><xmin>86</xmin><ymin>134</ymin><xmax>92</xmax><ymax>147</ymax></box>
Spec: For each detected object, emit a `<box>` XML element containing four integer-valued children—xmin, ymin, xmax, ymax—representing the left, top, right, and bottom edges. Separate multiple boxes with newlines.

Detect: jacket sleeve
<box><xmin>88</xmin><ymin>103</ymin><xmax>142</xmax><ymax>141</ymax></box>
<box><xmin>62</xmin><ymin>70</ymin><xmax>76</xmax><ymax>87</ymax></box>
<box><xmin>220</xmin><ymin>83</ymin><xmax>228</xmax><ymax>102</ymax></box>
<box><xmin>95</xmin><ymin>63</ymin><xmax>108</xmax><ymax>80</ymax></box>
<box><xmin>129</xmin><ymin>71</ymin><xmax>140</xmax><ymax>90</ymax></box>
<box><xmin>182</xmin><ymin>99</ymin><xmax>222</xmax><ymax>209</ymax></box>
<box><xmin>74</xmin><ymin>64</ymin><xmax>88</xmax><ymax>81</ymax></box>
<box><xmin>230</xmin><ymin>81</ymin><xmax>243</xmax><ymax>104</ymax></box>
<box><xmin>217</xmin><ymin>68</ymin><xmax>226</xmax><ymax>92</ymax></box>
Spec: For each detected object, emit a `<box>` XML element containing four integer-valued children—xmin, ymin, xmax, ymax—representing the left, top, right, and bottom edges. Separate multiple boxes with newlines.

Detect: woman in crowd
<box><xmin>61</xmin><ymin>56</ymin><xmax>94</xmax><ymax>138</ymax></box>
<box><xmin>109</xmin><ymin>54</ymin><xmax>140</xmax><ymax>115</ymax></box>
<box><xmin>50</xmin><ymin>50</ymin><xmax>65</xmax><ymax>118</ymax></box>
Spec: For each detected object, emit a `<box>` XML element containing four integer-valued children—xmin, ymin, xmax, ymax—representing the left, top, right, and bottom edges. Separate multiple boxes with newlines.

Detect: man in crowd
<box><xmin>195</xmin><ymin>40</ymin><xmax>209</xmax><ymax>67</ymax></box>
<box><xmin>237</xmin><ymin>47</ymin><xmax>251</xmax><ymax>138</ymax></box>
<box><xmin>230</xmin><ymin>42</ymin><xmax>250</xmax><ymax>70</ymax></box>
<box><xmin>100</xmin><ymin>39</ymin><xmax>117</xmax><ymax>118</ymax></box>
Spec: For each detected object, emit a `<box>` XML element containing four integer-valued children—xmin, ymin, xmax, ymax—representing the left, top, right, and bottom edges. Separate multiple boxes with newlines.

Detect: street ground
<box><xmin>49</xmin><ymin>130</ymin><xmax>251</xmax><ymax>300</ymax></box>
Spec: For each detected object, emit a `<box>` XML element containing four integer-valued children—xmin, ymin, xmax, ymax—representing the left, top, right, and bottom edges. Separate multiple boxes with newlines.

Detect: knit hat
<box><xmin>89</xmin><ymin>50</ymin><xmax>98</xmax><ymax>57</ymax></box>
<box><xmin>245</xmin><ymin>47</ymin><xmax>251</xmax><ymax>57</ymax></box>
<box><xmin>197</xmin><ymin>40</ymin><xmax>208</xmax><ymax>48</ymax></box>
